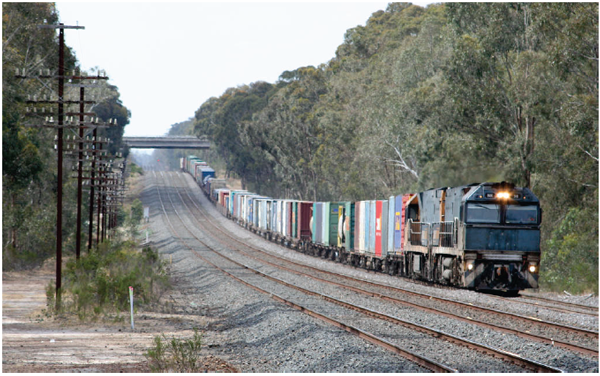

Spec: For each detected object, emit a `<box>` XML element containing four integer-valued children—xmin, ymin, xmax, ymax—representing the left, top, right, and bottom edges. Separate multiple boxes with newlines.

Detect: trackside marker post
<box><xmin>129</xmin><ymin>286</ymin><xmax>134</xmax><ymax>330</ymax></box>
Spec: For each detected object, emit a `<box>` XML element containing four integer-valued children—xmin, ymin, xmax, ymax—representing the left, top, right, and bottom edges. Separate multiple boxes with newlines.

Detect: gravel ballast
<box><xmin>145</xmin><ymin>170</ymin><xmax>599</xmax><ymax>373</ymax></box>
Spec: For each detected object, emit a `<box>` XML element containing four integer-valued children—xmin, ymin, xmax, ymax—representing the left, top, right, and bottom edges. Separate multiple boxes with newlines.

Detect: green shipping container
<box><xmin>327</xmin><ymin>202</ymin><xmax>346</xmax><ymax>247</ymax></box>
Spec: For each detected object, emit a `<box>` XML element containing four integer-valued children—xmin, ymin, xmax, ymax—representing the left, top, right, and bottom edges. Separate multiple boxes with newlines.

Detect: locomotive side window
<box><xmin>506</xmin><ymin>205</ymin><xmax>538</xmax><ymax>224</ymax></box>
<box><xmin>466</xmin><ymin>203</ymin><xmax>501</xmax><ymax>223</ymax></box>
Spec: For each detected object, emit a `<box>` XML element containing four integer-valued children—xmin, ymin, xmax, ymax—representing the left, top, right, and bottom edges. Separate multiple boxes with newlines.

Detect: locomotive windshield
<box><xmin>466</xmin><ymin>202</ymin><xmax>540</xmax><ymax>225</ymax></box>
<box><xmin>506</xmin><ymin>205</ymin><xmax>538</xmax><ymax>224</ymax></box>
<box><xmin>466</xmin><ymin>203</ymin><xmax>501</xmax><ymax>223</ymax></box>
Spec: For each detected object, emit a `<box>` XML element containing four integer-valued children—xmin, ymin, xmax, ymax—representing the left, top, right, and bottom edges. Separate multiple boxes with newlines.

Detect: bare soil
<box><xmin>2</xmin><ymin>258</ymin><xmax>238</xmax><ymax>373</ymax></box>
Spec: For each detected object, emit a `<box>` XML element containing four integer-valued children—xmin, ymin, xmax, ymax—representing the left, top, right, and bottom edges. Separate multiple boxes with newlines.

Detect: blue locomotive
<box><xmin>401</xmin><ymin>182</ymin><xmax>541</xmax><ymax>292</ymax></box>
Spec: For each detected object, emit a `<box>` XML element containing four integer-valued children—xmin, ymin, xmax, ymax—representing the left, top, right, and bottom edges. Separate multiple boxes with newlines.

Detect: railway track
<box><xmin>152</xmin><ymin>171</ymin><xmax>454</xmax><ymax>372</ymax></box>
<box><xmin>158</xmin><ymin>171</ymin><xmax>571</xmax><ymax>372</ymax></box>
<box><xmin>516</xmin><ymin>294</ymin><xmax>598</xmax><ymax>315</ymax></box>
<box><xmin>170</xmin><ymin>171</ymin><xmax>599</xmax><ymax>359</ymax></box>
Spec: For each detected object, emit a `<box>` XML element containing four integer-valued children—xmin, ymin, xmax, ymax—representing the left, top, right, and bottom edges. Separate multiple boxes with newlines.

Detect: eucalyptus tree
<box><xmin>248</xmin><ymin>66</ymin><xmax>327</xmax><ymax>200</ymax></box>
<box><xmin>3</xmin><ymin>3</ymin><xmax>77</xmax><ymax>267</ymax></box>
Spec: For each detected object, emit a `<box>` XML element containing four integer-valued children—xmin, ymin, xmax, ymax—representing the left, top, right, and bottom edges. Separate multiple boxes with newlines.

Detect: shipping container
<box><xmin>298</xmin><ymin>201</ymin><xmax>313</xmax><ymax>241</ymax></box>
<box><xmin>270</xmin><ymin>200</ymin><xmax>278</xmax><ymax>234</ymax></box>
<box><xmin>354</xmin><ymin>202</ymin><xmax>361</xmax><ymax>252</ymax></box>
<box><xmin>364</xmin><ymin>201</ymin><xmax>370</xmax><ymax>252</ymax></box>
<box><xmin>282</xmin><ymin>201</ymin><xmax>290</xmax><ymax>237</ymax></box>
<box><xmin>209</xmin><ymin>179</ymin><xmax>227</xmax><ymax>198</ymax></box>
<box><xmin>229</xmin><ymin>190</ymin><xmax>248</xmax><ymax>218</ymax></box>
<box><xmin>216</xmin><ymin>189</ymin><xmax>230</xmax><ymax>207</ymax></box>
<box><xmin>291</xmin><ymin>202</ymin><xmax>298</xmax><ymax>239</ymax></box>
<box><xmin>387</xmin><ymin>197</ymin><xmax>395</xmax><ymax>255</ymax></box>
<box><xmin>286</xmin><ymin>201</ymin><xmax>296</xmax><ymax>238</ymax></box>
<box><xmin>375</xmin><ymin>200</ymin><xmax>383</xmax><ymax>257</ymax></box>
<box><xmin>337</xmin><ymin>204</ymin><xmax>345</xmax><ymax>247</ymax></box>
<box><xmin>370</xmin><ymin>200</ymin><xmax>377</xmax><ymax>253</ymax></box>
<box><xmin>312</xmin><ymin>202</ymin><xmax>322</xmax><ymax>244</ymax></box>
<box><xmin>322</xmin><ymin>202</ymin><xmax>330</xmax><ymax>245</ymax></box>
<box><xmin>255</xmin><ymin>199</ymin><xmax>265</xmax><ymax>230</ymax></box>
<box><xmin>266</xmin><ymin>200</ymin><xmax>273</xmax><ymax>231</ymax></box>
<box><xmin>358</xmin><ymin>201</ymin><xmax>366</xmax><ymax>252</ymax></box>
<box><xmin>277</xmin><ymin>200</ymin><xmax>283</xmax><ymax>235</ymax></box>
<box><xmin>197</xmin><ymin>166</ymin><xmax>215</xmax><ymax>185</ymax></box>
<box><xmin>186</xmin><ymin>155</ymin><xmax>200</xmax><ymax>172</ymax></box>
<box><xmin>343</xmin><ymin>202</ymin><xmax>355</xmax><ymax>251</ymax></box>
<box><xmin>328</xmin><ymin>202</ymin><xmax>346</xmax><ymax>247</ymax></box>
<box><xmin>381</xmin><ymin>200</ymin><xmax>389</xmax><ymax>257</ymax></box>
<box><xmin>394</xmin><ymin>194</ymin><xmax>413</xmax><ymax>253</ymax></box>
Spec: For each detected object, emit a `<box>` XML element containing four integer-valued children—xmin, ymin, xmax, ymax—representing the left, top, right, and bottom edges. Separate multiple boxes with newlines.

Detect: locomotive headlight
<box><xmin>529</xmin><ymin>264</ymin><xmax>537</xmax><ymax>273</ymax></box>
<box><xmin>467</xmin><ymin>262</ymin><xmax>474</xmax><ymax>271</ymax></box>
<box><xmin>497</xmin><ymin>192</ymin><xmax>510</xmax><ymax>199</ymax></box>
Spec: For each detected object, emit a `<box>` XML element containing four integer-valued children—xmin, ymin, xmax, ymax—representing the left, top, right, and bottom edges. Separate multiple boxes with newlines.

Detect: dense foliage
<box><xmin>179</xmin><ymin>3</ymin><xmax>597</xmax><ymax>293</ymax></box>
<box><xmin>2</xmin><ymin>3</ymin><xmax>131</xmax><ymax>269</ymax></box>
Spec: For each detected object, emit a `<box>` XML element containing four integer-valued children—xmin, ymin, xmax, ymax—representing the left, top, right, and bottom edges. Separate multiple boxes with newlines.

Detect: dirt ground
<box><xmin>2</xmin><ymin>258</ymin><xmax>238</xmax><ymax>373</ymax></box>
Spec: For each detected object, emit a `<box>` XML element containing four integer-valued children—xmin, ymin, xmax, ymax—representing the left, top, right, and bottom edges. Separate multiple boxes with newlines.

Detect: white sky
<box><xmin>55</xmin><ymin>1</ymin><xmax>434</xmax><ymax>137</ymax></box>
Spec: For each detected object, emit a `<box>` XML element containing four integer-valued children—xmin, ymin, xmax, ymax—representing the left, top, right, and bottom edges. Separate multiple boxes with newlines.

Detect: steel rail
<box><xmin>174</xmin><ymin>172</ymin><xmax>599</xmax><ymax>355</ymax></box>
<box><xmin>493</xmin><ymin>295</ymin><xmax>598</xmax><ymax>317</ymax></box>
<box><xmin>153</xmin><ymin>171</ymin><xmax>456</xmax><ymax>373</ymax></box>
<box><xmin>517</xmin><ymin>294</ymin><xmax>598</xmax><ymax>313</ymax></box>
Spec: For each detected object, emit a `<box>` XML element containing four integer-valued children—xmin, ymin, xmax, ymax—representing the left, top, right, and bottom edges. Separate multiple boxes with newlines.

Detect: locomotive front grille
<box><xmin>479</xmin><ymin>252</ymin><xmax>523</xmax><ymax>261</ymax></box>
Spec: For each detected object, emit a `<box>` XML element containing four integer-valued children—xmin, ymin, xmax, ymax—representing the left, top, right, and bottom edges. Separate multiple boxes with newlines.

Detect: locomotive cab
<box><xmin>461</xmin><ymin>182</ymin><xmax>541</xmax><ymax>291</ymax></box>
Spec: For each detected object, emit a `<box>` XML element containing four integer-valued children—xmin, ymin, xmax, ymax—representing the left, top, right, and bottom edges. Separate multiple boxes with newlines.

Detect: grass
<box><xmin>51</xmin><ymin>240</ymin><xmax>169</xmax><ymax>321</ymax></box>
<box><xmin>144</xmin><ymin>328</ymin><xmax>204</xmax><ymax>372</ymax></box>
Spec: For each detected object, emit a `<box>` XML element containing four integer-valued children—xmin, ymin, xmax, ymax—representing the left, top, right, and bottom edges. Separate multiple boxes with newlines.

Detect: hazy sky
<box><xmin>56</xmin><ymin>1</ymin><xmax>433</xmax><ymax>137</ymax></box>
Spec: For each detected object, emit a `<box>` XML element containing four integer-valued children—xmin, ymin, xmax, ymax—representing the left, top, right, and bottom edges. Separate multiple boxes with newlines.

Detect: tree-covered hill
<box><xmin>185</xmin><ymin>2</ymin><xmax>597</xmax><ymax>293</ymax></box>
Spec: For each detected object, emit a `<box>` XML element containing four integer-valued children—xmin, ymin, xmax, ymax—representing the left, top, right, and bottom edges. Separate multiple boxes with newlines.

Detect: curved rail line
<box><xmin>491</xmin><ymin>296</ymin><xmax>598</xmax><ymax>317</ymax></box>
<box><xmin>173</xmin><ymin>171</ymin><xmax>599</xmax><ymax>356</ymax></box>
<box><xmin>517</xmin><ymin>294</ymin><xmax>598</xmax><ymax>314</ymax></box>
<box><xmin>160</xmin><ymin>171</ymin><xmax>567</xmax><ymax>372</ymax></box>
<box><xmin>152</xmin><ymin>171</ymin><xmax>456</xmax><ymax>373</ymax></box>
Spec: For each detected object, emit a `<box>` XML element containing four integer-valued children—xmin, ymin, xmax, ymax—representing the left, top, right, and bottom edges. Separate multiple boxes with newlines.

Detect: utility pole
<box><xmin>88</xmin><ymin>128</ymin><xmax>97</xmax><ymax>251</ymax></box>
<box><xmin>16</xmin><ymin>23</ymin><xmax>115</xmax><ymax>309</ymax></box>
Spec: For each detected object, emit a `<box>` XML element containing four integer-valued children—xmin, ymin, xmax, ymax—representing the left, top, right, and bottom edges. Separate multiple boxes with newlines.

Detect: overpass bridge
<box><xmin>123</xmin><ymin>136</ymin><xmax>210</xmax><ymax>149</ymax></box>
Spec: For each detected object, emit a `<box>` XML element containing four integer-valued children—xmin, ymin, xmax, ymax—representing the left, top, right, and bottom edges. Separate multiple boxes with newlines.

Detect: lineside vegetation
<box><xmin>155</xmin><ymin>3</ymin><xmax>598</xmax><ymax>294</ymax></box>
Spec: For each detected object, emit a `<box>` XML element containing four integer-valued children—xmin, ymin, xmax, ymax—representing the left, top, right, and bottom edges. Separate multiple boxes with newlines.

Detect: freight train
<box><xmin>181</xmin><ymin>156</ymin><xmax>542</xmax><ymax>293</ymax></box>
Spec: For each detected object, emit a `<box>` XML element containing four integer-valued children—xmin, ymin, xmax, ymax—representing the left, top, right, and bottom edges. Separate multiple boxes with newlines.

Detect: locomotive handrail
<box><xmin>408</xmin><ymin>219</ymin><xmax>422</xmax><ymax>246</ymax></box>
<box><xmin>431</xmin><ymin>221</ymin><xmax>454</xmax><ymax>248</ymax></box>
